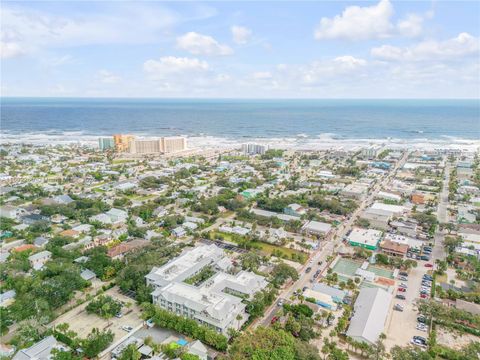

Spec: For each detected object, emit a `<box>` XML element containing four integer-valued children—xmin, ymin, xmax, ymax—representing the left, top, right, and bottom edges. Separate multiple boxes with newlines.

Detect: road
<box><xmin>433</xmin><ymin>159</ymin><xmax>450</xmax><ymax>262</ymax></box>
<box><xmin>255</xmin><ymin>151</ymin><xmax>410</xmax><ymax>328</ymax></box>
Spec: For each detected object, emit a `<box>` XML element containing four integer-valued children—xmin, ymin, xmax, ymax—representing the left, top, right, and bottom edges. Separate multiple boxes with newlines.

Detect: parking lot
<box><xmin>51</xmin><ymin>287</ymin><xmax>144</xmax><ymax>342</ymax></box>
<box><xmin>384</xmin><ymin>260</ymin><xmax>432</xmax><ymax>350</ymax></box>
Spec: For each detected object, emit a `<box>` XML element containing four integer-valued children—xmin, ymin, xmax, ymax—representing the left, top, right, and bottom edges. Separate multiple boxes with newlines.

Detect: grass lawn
<box><xmin>210</xmin><ymin>230</ymin><xmax>307</xmax><ymax>263</ymax></box>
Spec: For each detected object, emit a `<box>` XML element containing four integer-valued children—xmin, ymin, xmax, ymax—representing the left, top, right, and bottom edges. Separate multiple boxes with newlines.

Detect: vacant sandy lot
<box><xmin>436</xmin><ymin>326</ymin><xmax>478</xmax><ymax>350</ymax></box>
<box><xmin>51</xmin><ymin>287</ymin><xmax>144</xmax><ymax>342</ymax></box>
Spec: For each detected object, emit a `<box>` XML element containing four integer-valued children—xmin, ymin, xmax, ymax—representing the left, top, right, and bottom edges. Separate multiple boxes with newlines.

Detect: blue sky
<box><xmin>1</xmin><ymin>0</ymin><xmax>479</xmax><ymax>98</ymax></box>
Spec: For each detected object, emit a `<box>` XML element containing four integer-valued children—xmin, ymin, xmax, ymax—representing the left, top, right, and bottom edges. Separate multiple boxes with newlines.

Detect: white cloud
<box><xmin>0</xmin><ymin>4</ymin><xmax>179</xmax><ymax>57</ymax></box>
<box><xmin>231</xmin><ymin>26</ymin><xmax>252</xmax><ymax>45</ymax></box>
<box><xmin>314</xmin><ymin>0</ymin><xmax>394</xmax><ymax>40</ymax></box>
<box><xmin>144</xmin><ymin>56</ymin><xmax>209</xmax><ymax>79</ymax></box>
<box><xmin>252</xmin><ymin>71</ymin><xmax>272</xmax><ymax>80</ymax></box>
<box><xmin>397</xmin><ymin>14</ymin><xmax>424</xmax><ymax>38</ymax></box>
<box><xmin>176</xmin><ymin>32</ymin><xmax>233</xmax><ymax>56</ymax></box>
<box><xmin>333</xmin><ymin>56</ymin><xmax>367</xmax><ymax>69</ymax></box>
<box><xmin>0</xmin><ymin>41</ymin><xmax>24</xmax><ymax>59</ymax></box>
<box><xmin>97</xmin><ymin>70</ymin><xmax>122</xmax><ymax>84</ymax></box>
<box><xmin>371</xmin><ymin>32</ymin><xmax>480</xmax><ymax>61</ymax></box>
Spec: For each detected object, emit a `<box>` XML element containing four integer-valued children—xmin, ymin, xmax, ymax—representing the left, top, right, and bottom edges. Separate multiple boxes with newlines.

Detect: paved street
<box><xmin>254</xmin><ymin>151</ymin><xmax>409</xmax><ymax>328</ymax></box>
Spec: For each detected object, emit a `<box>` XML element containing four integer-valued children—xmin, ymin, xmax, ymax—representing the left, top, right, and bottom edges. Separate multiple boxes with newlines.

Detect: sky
<box><xmin>1</xmin><ymin>0</ymin><xmax>479</xmax><ymax>98</ymax></box>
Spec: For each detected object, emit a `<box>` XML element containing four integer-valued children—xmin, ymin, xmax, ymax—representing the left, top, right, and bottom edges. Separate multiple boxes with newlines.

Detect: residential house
<box><xmin>12</xmin><ymin>336</ymin><xmax>68</xmax><ymax>360</ymax></box>
<box><xmin>28</xmin><ymin>250</ymin><xmax>52</xmax><ymax>270</ymax></box>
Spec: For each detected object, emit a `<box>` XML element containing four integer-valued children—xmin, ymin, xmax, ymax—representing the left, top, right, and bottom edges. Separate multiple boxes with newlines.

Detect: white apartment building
<box><xmin>161</xmin><ymin>137</ymin><xmax>187</xmax><ymax>153</ymax></box>
<box><xmin>145</xmin><ymin>244</ymin><xmax>268</xmax><ymax>335</ymax></box>
<box><xmin>130</xmin><ymin>137</ymin><xmax>187</xmax><ymax>154</ymax></box>
<box><xmin>241</xmin><ymin>143</ymin><xmax>268</xmax><ymax>155</ymax></box>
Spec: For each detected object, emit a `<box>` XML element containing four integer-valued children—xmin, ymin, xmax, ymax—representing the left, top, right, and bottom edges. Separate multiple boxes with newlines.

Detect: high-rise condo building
<box><xmin>241</xmin><ymin>143</ymin><xmax>268</xmax><ymax>155</ymax></box>
<box><xmin>129</xmin><ymin>137</ymin><xmax>187</xmax><ymax>154</ymax></box>
<box><xmin>160</xmin><ymin>136</ymin><xmax>187</xmax><ymax>153</ymax></box>
<box><xmin>113</xmin><ymin>134</ymin><xmax>135</xmax><ymax>152</ymax></box>
<box><xmin>98</xmin><ymin>137</ymin><xmax>115</xmax><ymax>151</ymax></box>
<box><xmin>130</xmin><ymin>139</ymin><xmax>162</xmax><ymax>154</ymax></box>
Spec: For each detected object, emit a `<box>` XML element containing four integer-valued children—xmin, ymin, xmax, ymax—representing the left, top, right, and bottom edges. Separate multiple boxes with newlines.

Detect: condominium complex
<box><xmin>362</xmin><ymin>146</ymin><xmax>379</xmax><ymax>160</ymax></box>
<box><xmin>129</xmin><ymin>139</ymin><xmax>162</xmax><ymax>154</ymax></box>
<box><xmin>145</xmin><ymin>244</ymin><xmax>268</xmax><ymax>335</ymax></box>
<box><xmin>98</xmin><ymin>137</ymin><xmax>115</xmax><ymax>151</ymax></box>
<box><xmin>113</xmin><ymin>134</ymin><xmax>135</xmax><ymax>152</ymax></box>
<box><xmin>241</xmin><ymin>143</ymin><xmax>268</xmax><ymax>155</ymax></box>
<box><xmin>161</xmin><ymin>136</ymin><xmax>187</xmax><ymax>153</ymax></box>
<box><xmin>128</xmin><ymin>136</ymin><xmax>187</xmax><ymax>154</ymax></box>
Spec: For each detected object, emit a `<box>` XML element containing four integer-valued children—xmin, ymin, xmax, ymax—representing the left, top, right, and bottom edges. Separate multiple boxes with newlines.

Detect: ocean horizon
<box><xmin>1</xmin><ymin>98</ymin><xmax>479</xmax><ymax>150</ymax></box>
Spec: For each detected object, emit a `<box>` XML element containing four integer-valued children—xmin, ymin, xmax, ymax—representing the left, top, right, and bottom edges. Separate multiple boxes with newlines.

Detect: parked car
<box><xmin>417</xmin><ymin>316</ymin><xmax>426</xmax><ymax>323</ymax></box>
<box><xmin>115</xmin><ymin>312</ymin><xmax>123</xmax><ymax>318</ymax></box>
<box><xmin>394</xmin><ymin>304</ymin><xmax>404</xmax><ymax>312</ymax></box>
<box><xmin>420</xmin><ymin>293</ymin><xmax>429</xmax><ymax>299</ymax></box>
<box><xmin>399</xmin><ymin>271</ymin><xmax>409</xmax><ymax>277</ymax></box>
<box><xmin>121</xmin><ymin>325</ymin><xmax>133</xmax><ymax>332</ymax></box>
<box><xmin>399</xmin><ymin>283</ymin><xmax>408</xmax><ymax>288</ymax></box>
<box><xmin>423</xmin><ymin>275</ymin><xmax>433</xmax><ymax>281</ymax></box>
<box><xmin>424</xmin><ymin>263</ymin><xmax>433</xmax><ymax>268</ymax></box>
<box><xmin>305</xmin><ymin>267</ymin><xmax>312</xmax><ymax>273</ymax></box>
<box><xmin>414</xmin><ymin>336</ymin><xmax>427</xmax><ymax>342</ymax></box>
<box><xmin>146</xmin><ymin>319</ymin><xmax>154</xmax><ymax>328</ymax></box>
<box><xmin>397</xmin><ymin>287</ymin><xmax>406</xmax><ymax>292</ymax></box>
<box><xmin>278</xmin><ymin>299</ymin><xmax>285</xmax><ymax>307</ymax></box>
<box><xmin>416</xmin><ymin>324</ymin><xmax>428</xmax><ymax>332</ymax></box>
<box><xmin>420</xmin><ymin>255</ymin><xmax>430</xmax><ymax>261</ymax></box>
<box><xmin>271</xmin><ymin>316</ymin><xmax>279</xmax><ymax>324</ymax></box>
<box><xmin>398</xmin><ymin>276</ymin><xmax>408</xmax><ymax>281</ymax></box>
<box><xmin>396</xmin><ymin>294</ymin><xmax>406</xmax><ymax>300</ymax></box>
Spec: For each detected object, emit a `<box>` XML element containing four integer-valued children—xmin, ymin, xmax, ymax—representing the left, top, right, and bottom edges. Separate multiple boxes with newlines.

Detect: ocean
<box><xmin>1</xmin><ymin>98</ymin><xmax>479</xmax><ymax>150</ymax></box>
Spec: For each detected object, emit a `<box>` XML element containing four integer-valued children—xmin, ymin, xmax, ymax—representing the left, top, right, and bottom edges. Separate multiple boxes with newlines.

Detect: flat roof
<box><xmin>348</xmin><ymin>228</ymin><xmax>383</xmax><ymax>247</ymax></box>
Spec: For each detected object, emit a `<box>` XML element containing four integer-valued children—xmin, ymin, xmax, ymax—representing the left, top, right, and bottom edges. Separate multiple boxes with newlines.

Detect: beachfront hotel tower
<box><xmin>129</xmin><ymin>136</ymin><xmax>187</xmax><ymax>154</ymax></box>
<box><xmin>113</xmin><ymin>134</ymin><xmax>135</xmax><ymax>152</ymax></box>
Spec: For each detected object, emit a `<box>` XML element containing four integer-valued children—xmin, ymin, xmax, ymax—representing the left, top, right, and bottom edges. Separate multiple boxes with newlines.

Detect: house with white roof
<box><xmin>28</xmin><ymin>250</ymin><xmax>52</xmax><ymax>270</ymax></box>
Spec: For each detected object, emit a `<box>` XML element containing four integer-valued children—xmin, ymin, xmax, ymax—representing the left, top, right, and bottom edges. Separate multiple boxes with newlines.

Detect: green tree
<box><xmin>81</xmin><ymin>328</ymin><xmax>114</xmax><ymax>358</ymax></box>
<box><xmin>118</xmin><ymin>343</ymin><xmax>141</xmax><ymax>360</ymax></box>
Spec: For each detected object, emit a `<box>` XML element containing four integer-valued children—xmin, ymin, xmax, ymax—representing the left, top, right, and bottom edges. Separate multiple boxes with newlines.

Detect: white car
<box><xmin>416</xmin><ymin>325</ymin><xmax>428</xmax><ymax>332</ymax></box>
<box><xmin>121</xmin><ymin>325</ymin><xmax>133</xmax><ymax>332</ymax></box>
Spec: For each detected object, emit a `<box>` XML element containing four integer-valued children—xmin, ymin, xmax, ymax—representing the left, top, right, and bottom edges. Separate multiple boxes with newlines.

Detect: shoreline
<box><xmin>1</xmin><ymin>131</ymin><xmax>479</xmax><ymax>152</ymax></box>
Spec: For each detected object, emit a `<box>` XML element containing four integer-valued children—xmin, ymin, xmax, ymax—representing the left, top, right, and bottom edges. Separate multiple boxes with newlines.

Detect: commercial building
<box><xmin>241</xmin><ymin>143</ymin><xmax>268</xmax><ymax>155</ymax></box>
<box><xmin>370</xmin><ymin>202</ymin><xmax>406</xmax><ymax>216</ymax></box>
<box><xmin>301</xmin><ymin>220</ymin><xmax>332</xmax><ymax>237</ymax></box>
<box><xmin>341</xmin><ymin>183</ymin><xmax>369</xmax><ymax>199</ymax></box>
<box><xmin>360</xmin><ymin>208</ymin><xmax>392</xmax><ymax>231</ymax></box>
<box><xmin>346</xmin><ymin>287</ymin><xmax>392</xmax><ymax>345</ymax></box>
<box><xmin>113</xmin><ymin>134</ymin><xmax>135</xmax><ymax>152</ymax></box>
<box><xmin>379</xmin><ymin>239</ymin><xmax>409</xmax><ymax>257</ymax></box>
<box><xmin>98</xmin><ymin>137</ymin><xmax>114</xmax><ymax>151</ymax></box>
<box><xmin>303</xmin><ymin>289</ymin><xmax>338</xmax><ymax>310</ymax></box>
<box><xmin>347</xmin><ymin>227</ymin><xmax>383</xmax><ymax>250</ymax></box>
<box><xmin>145</xmin><ymin>245</ymin><xmax>268</xmax><ymax>336</ymax></box>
